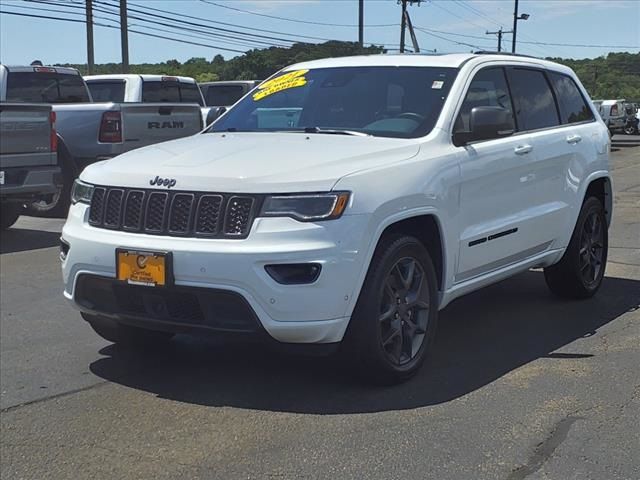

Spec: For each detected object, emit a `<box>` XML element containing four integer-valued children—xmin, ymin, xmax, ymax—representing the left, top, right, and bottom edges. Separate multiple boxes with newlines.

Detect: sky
<box><xmin>0</xmin><ymin>0</ymin><xmax>639</xmax><ymax>66</ymax></box>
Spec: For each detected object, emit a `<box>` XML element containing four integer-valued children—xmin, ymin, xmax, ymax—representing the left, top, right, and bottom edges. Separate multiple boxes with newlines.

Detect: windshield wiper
<box><xmin>302</xmin><ymin>126</ymin><xmax>370</xmax><ymax>137</ymax></box>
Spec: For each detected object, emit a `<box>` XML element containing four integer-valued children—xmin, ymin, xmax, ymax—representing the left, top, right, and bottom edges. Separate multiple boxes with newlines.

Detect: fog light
<box><xmin>265</xmin><ymin>263</ymin><xmax>321</xmax><ymax>285</ymax></box>
<box><xmin>59</xmin><ymin>238</ymin><xmax>70</xmax><ymax>261</ymax></box>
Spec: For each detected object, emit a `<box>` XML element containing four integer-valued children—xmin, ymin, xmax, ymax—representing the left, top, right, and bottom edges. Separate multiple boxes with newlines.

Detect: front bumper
<box><xmin>62</xmin><ymin>203</ymin><xmax>370</xmax><ymax>344</ymax></box>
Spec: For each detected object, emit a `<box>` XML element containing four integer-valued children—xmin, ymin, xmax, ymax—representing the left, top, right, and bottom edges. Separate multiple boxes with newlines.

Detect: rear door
<box><xmin>503</xmin><ymin>67</ymin><xmax>569</xmax><ymax>251</ymax></box>
<box><xmin>120</xmin><ymin>104</ymin><xmax>202</xmax><ymax>148</ymax></box>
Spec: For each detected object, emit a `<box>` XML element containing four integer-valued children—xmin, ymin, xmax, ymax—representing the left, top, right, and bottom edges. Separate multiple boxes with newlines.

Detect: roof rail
<box><xmin>473</xmin><ymin>51</ymin><xmax>540</xmax><ymax>59</ymax></box>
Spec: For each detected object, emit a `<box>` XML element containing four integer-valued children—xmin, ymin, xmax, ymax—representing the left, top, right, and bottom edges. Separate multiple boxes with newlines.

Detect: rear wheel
<box><xmin>1</xmin><ymin>203</ymin><xmax>21</xmax><ymax>231</ymax></box>
<box><xmin>82</xmin><ymin>313</ymin><xmax>174</xmax><ymax>347</ymax></box>
<box><xmin>27</xmin><ymin>150</ymin><xmax>73</xmax><ymax>218</ymax></box>
<box><xmin>345</xmin><ymin>234</ymin><xmax>438</xmax><ymax>384</ymax></box>
<box><xmin>544</xmin><ymin>196</ymin><xmax>608</xmax><ymax>298</ymax></box>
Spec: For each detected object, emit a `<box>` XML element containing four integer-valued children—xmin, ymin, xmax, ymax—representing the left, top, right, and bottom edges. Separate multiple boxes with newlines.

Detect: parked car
<box><xmin>61</xmin><ymin>53</ymin><xmax>611</xmax><ymax>383</ymax></box>
<box><xmin>0</xmin><ymin>103</ymin><xmax>59</xmax><ymax>229</ymax></box>
<box><xmin>592</xmin><ymin>99</ymin><xmax>627</xmax><ymax>135</ymax></box>
<box><xmin>199</xmin><ymin>80</ymin><xmax>260</xmax><ymax>108</ymax></box>
<box><xmin>0</xmin><ymin>65</ymin><xmax>204</xmax><ymax>216</ymax></box>
<box><xmin>84</xmin><ymin>74</ymin><xmax>214</xmax><ymax>126</ymax></box>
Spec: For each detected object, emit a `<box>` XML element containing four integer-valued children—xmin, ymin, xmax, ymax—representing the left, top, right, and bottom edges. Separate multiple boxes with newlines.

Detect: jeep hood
<box><xmin>81</xmin><ymin>132</ymin><xmax>420</xmax><ymax>193</ymax></box>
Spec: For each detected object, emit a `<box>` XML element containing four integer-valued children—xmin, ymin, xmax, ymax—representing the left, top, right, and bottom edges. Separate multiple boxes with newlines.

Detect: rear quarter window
<box><xmin>548</xmin><ymin>72</ymin><xmax>594</xmax><ymax>124</ymax></box>
<box><xmin>507</xmin><ymin>68</ymin><xmax>560</xmax><ymax>131</ymax></box>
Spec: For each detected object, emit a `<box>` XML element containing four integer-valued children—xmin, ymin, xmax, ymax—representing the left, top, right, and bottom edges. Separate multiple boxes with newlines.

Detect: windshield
<box><xmin>6</xmin><ymin>72</ymin><xmax>90</xmax><ymax>103</ymax></box>
<box><xmin>209</xmin><ymin>66</ymin><xmax>457</xmax><ymax>139</ymax></box>
<box><xmin>87</xmin><ymin>81</ymin><xmax>125</xmax><ymax>102</ymax></box>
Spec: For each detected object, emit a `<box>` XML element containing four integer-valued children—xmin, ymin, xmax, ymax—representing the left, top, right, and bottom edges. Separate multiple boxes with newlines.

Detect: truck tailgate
<box><xmin>122</xmin><ymin>103</ymin><xmax>202</xmax><ymax>149</ymax></box>
<box><xmin>0</xmin><ymin>103</ymin><xmax>56</xmax><ymax>168</ymax></box>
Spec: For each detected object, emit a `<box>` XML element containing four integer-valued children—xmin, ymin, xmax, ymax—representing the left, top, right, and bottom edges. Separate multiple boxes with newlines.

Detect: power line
<box><xmin>24</xmin><ymin>0</ymin><xmax>296</xmax><ymax>49</ymax></box>
<box><xmin>0</xmin><ymin>9</ymin><xmax>247</xmax><ymax>53</ymax></box>
<box><xmin>200</xmin><ymin>0</ymin><xmax>396</xmax><ymax>28</ymax></box>
<box><xmin>414</xmin><ymin>27</ymin><xmax>492</xmax><ymax>50</ymax></box>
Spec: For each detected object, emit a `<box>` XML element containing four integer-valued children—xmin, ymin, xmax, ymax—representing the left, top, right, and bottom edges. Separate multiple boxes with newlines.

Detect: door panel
<box><xmin>456</xmin><ymin>134</ymin><xmax>551</xmax><ymax>282</ymax></box>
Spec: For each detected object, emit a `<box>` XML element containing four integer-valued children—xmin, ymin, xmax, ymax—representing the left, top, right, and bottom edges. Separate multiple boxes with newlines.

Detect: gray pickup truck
<box><xmin>0</xmin><ymin>65</ymin><xmax>204</xmax><ymax>216</ymax></box>
<box><xmin>0</xmin><ymin>103</ymin><xmax>59</xmax><ymax>229</ymax></box>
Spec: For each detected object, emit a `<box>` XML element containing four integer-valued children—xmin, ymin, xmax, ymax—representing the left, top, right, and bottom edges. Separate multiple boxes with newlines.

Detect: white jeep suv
<box><xmin>62</xmin><ymin>53</ymin><xmax>611</xmax><ymax>383</ymax></box>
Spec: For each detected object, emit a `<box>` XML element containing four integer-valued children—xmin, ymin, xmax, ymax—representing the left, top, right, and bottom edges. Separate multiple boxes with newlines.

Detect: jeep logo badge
<box><xmin>149</xmin><ymin>176</ymin><xmax>177</xmax><ymax>188</ymax></box>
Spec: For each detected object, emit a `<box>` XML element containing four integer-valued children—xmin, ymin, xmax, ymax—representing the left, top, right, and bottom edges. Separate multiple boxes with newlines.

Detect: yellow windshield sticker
<box><xmin>253</xmin><ymin>70</ymin><xmax>309</xmax><ymax>101</ymax></box>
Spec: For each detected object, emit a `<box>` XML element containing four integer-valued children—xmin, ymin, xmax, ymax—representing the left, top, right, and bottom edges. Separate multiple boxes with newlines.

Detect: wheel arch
<box><xmin>357</xmin><ymin>210</ymin><xmax>447</xmax><ymax>299</ymax></box>
<box><xmin>584</xmin><ymin>174</ymin><xmax>612</xmax><ymax>227</ymax></box>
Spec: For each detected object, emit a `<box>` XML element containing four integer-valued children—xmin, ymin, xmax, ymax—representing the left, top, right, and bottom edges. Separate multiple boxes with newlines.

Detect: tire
<box><xmin>344</xmin><ymin>234</ymin><xmax>439</xmax><ymax>384</ymax></box>
<box><xmin>1</xmin><ymin>203</ymin><xmax>21</xmax><ymax>231</ymax></box>
<box><xmin>82</xmin><ymin>313</ymin><xmax>174</xmax><ymax>347</ymax></box>
<box><xmin>26</xmin><ymin>151</ymin><xmax>73</xmax><ymax>218</ymax></box>
<box><xmin>544</xmin><ymin>196</ymin><xmax>608</xmax><ymax>299</ymax></box>
<box><xmin>623</xmin><ymin>124</ymin><xmax>637</xmax><ymax>135</ymax></box>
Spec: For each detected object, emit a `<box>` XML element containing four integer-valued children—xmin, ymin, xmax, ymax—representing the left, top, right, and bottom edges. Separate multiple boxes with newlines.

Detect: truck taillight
<box><xmin>610</xmin><ymin>104</ymin><xmax>618</xmax><ymax>116</ymax></box>
<box><xmin>50</xmin><ymin>111</ymin><xmax>58</xmax><ymax>152</ymax></box>
<box><xmin>99</xmin><ymin>111</ymin><xmax>122</xmax><ymax>143</ymax></box>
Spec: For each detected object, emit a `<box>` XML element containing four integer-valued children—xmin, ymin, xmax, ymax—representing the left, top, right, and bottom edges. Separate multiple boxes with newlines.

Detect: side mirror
<box><xmin>206</xmin><ymin>106</ymin><xmax>227</xmax><ymax>125</ymax></box>
<box><xmin>454</xmin><ymin>106</ymin><xmax>514</xmax><ymax>146</ymax></box>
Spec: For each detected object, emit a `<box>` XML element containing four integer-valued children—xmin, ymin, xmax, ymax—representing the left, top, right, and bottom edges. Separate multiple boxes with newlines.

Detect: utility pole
<box><xmin>399</xmin><ymin>0</ymin><xmax>407</xmax><ymax>53</ymax></box>
<box><xmin>511</xmin><ymin>0</ymin><xmax>530</xmax><ymax>53</ymax></box>
<box><xmin>398</xmin><ymin>0</ymin><xmax>421</xmax><ymax>54</ymax></box>
<box><xmin>85</xmin><ymin>0</ymin><xmax>95</xmax><ymax>74</ymax></box>
<box><xmin>120</xmin><ymin>0</ymin><xmax>129</xmax><ymax>73</ymax></box>
<box><xmin>511</xmin><ymin>0</ymin><xmax>518</xmax><ymax>53</ymax></box>
<box><xmin>358</xmin><ymin>0</ymin><xmax>364</xmax><ymax>47</ymax></box>
<box><xmin>405</xmin><ymin>10</ymin><xmax>420</xmax><ymax>53</ymax></box>
<box><xmin>486</xmin><ymin>28</ymin><xmax>512</xmax><ymax>52</ymax></box>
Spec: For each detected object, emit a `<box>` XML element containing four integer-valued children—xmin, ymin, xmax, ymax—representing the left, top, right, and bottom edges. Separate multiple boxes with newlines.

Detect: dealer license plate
<box><xmin>116</xmin><ymin>249</ymin><xmax>170</xmax><ymax>287</ymax></box>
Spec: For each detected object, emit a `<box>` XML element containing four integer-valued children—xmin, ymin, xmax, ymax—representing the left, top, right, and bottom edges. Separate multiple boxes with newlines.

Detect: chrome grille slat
<box><xmin>88</xmin><ymin>187</ymin><xmax>256</xmax><ymax>239</ymax></box>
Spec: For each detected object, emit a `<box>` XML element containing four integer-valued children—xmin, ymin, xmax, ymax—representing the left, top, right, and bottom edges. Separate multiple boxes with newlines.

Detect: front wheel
<box><xmin>544</xmin><ymin>196</ymin><xmax>608</xmax><ymax>298</ymax></box>
<box><xmin>345</xmin><ymin>234</ymin><xmax>438</xmax><ymax>384</ymax></box>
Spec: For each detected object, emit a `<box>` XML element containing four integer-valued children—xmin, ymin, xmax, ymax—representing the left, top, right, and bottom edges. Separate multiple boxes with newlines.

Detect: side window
<box><xmin>548</xmin><ymin>72</ymin><xmax>594</xmax><ymax>124</ymax></box>
<box><xmin>507</xmin><ymin>68</ymin><xmax>560</xmax><ymax>131</ymax></box>
<box><xmin>454</xmin><ymin>67</ymin><xmax>515</xmax><ymax>135</ymax></box>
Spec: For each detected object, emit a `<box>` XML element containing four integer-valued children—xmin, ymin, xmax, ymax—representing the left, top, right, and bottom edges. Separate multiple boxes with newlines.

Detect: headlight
<box><xmin>260</xmin><ymin>192</ymin><xmax>350</xmax><ymax>221</ymax></box>
<box><xmin>71</xmin><ymin>179</ymin><xmax>94</xmax><ymax>205</ymax></box>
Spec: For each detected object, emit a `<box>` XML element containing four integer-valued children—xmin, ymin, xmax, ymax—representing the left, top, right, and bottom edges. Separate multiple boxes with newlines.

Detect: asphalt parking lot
<box><xmin>1</xmin><ymin>143</ymin><xmax>638</xmax><ymax>479</ymax></box>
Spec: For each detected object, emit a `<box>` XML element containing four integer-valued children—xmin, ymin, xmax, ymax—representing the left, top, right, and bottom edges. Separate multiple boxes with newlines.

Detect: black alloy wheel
<box><xmin>578</xmin><ymin>210</ymin><xmax>605</xmax><ymax>289</ymax></box>
<box><xmin>379</xmin><ymin>257</ymin><xmax>430</xmax><ymax>366</ymax></box>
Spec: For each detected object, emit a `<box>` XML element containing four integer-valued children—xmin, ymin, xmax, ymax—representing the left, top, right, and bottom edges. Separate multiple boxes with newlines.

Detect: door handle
<box><xmin>566</xmin><ymin>134</ymin><xmax>582</xmax><ymax>144</ymax></box>
<box><xmin>514</xmin><ymin>144</ymin><xmax>533</xmax><ymax>155</ymax></box>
